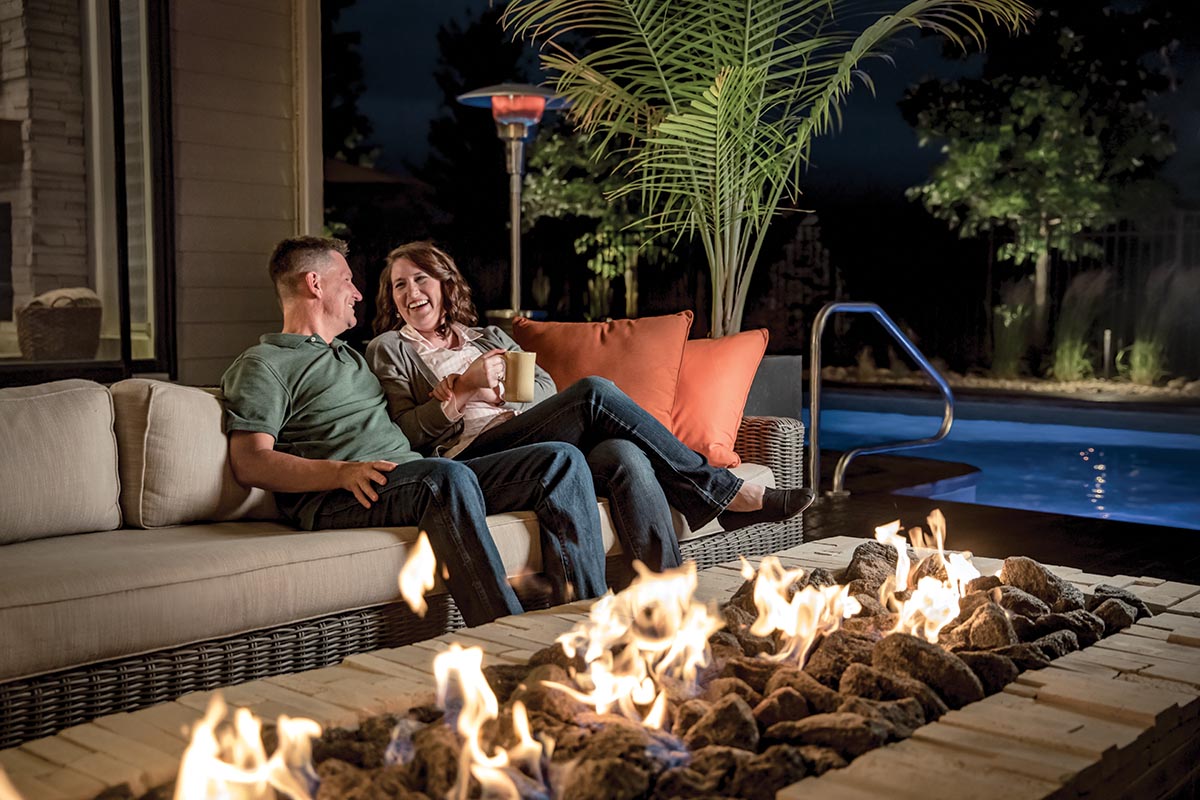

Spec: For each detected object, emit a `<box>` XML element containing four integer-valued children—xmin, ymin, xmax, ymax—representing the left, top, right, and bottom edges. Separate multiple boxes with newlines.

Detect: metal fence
<box><xmin>1050</xmin><ymin>209</ymin><xmax>1200</xmax><ymax>377</ymax></box>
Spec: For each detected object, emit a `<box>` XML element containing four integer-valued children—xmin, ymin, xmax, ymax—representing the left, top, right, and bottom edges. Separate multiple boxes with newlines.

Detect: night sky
<box><xmin>337</xmin><ymin>0</ymin><xmax>1199</xmax><ymax>203</ymax></box>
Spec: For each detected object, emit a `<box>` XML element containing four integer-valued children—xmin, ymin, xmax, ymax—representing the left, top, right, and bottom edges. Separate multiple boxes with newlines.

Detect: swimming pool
<box><xmin>809</xmin><ymin>398</ymin><xmax>1200</xmax><ymax>531</ymax></box>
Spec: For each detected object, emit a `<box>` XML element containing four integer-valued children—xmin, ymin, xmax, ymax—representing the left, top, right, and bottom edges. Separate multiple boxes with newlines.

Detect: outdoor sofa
<box><xmin>0</xmin><ymin>377</ymin><xmax>804</xmax><ymax>748</ymax></box>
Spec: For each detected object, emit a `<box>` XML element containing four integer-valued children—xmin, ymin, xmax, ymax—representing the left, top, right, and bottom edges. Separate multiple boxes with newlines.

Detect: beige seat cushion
<box><xmin>0</xmin><ymin>461</ymin><xmax>772</xmax><ymax>679</ymax></box>
<box><xmin>110</xmin><ymin>379</ymin><xmax>278</xmax><ymax>527</ymax></box>
<box><xmin>0</xmin><ymin>380</ymin><xmax>121</xmax><ymax>543</ymax></box>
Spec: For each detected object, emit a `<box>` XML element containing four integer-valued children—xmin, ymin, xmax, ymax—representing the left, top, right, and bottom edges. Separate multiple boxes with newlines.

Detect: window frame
<box><xmin>0</xmin><ymin>0</ymin><xmax>175</xmax><ymax>388</ymax></box>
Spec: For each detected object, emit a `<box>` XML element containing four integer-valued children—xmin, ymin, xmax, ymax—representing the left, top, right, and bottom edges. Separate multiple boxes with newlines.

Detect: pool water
<box><xmin>811</xmin><ymin>409</ymin><xmax>1200</xmax><ymax>530</ymax></box>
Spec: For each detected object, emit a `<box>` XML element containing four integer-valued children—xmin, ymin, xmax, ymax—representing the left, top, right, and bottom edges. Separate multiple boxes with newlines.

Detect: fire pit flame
<box><xmin>746</xmin><ymin>555</ymin><xmax>862</xmax><ymax>665</ymax></box>
<box><xmin>0</xmin><ymin>767</ymin><xmax>23</xmax><ymax>800</ymax></box>
<box><xmin>174</xmin><ymin>694</ymin><xmax>322</xmax><ymax>800</ymax></box>
<box><xmin>398</xmin><ymin>531</ymin><xmax>436</xmax><ymax>617</ymax></box>
<box><xmin>874</xmin><ymin>520</ymin><xmax>909</xmax><ymax>591</ymax></box>
<box><xmin>434</xmin><ymin>644</ymin><xmax>549</xmax><ymax>800</ymax></box>
<box><xmin>551</xmin><ymin>562</ymin><xmax>722</xmax><ymax>724</ymax></box>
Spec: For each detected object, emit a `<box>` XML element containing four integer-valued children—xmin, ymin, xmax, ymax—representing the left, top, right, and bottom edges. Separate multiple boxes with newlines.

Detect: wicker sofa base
<box><xmin>0</xmin><ymin>514</ymin><xmax>801</xmax><ymax>750</ymax></box>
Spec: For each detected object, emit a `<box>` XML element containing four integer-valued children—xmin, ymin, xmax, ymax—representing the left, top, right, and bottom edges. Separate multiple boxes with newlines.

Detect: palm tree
<box><xmin>504</xmin><ymin>0</ymin><xmax>1032</xmax><ymax>336</ymax></box>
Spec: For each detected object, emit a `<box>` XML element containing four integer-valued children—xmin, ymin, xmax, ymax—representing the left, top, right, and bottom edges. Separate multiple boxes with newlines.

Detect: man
<box><xmin>221</xmin><ymin>236</ymin><xmax>607</xmax><ymax>625</ymax></box>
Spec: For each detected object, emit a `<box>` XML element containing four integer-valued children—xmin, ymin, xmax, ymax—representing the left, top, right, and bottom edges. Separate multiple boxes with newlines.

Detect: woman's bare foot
<box><xmin>725</xmin><ymin>482</ymin><xmax>765</xmax><ymax>512</ymax></box>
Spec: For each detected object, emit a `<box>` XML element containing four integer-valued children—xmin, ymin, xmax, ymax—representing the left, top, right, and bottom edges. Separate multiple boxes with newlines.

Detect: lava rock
<box><xmin>654</xmin><ymin>766</ymin><xmax>715</xmax><ymax>799</ymax></box>
<box><xmin>1092</xmin><ymin>598</ymin><xmax>1139</xmax><ymax>635</ymax></box>
<box><xmin>702</xmin><ymin>676</ymin><xmax>762</xmax><ymax>708</ymax></box>
<box><xmin>962</xmin><ymin>602</ymin><xmax>1019</xmax><ymax>650</ymax></box>
<box><xmin>721</xmin><ymin>656</ymin><xmax>779</xmax><ymax>693</ymax></box>
<box><xmin>838</xmin><ymin>663</ymin><xmax>948</xmax><ymax>722</ymax></box>
<box><xmin>561</xmin><ymin>758</ymin><xmax>649</xmax><ymax>800</ymax></box>
<box><xmin>728</xmin><ymin>744</ymin><xmax>809</xmax><ymax>800</ymax></box>
<box><xmin>794</xmin><ymin>745</ymin><xmax>848</xmax><ymax>776</ymax></box>
<box><xmin>842</xmin><ymin>541</ymin><xmax>900</xmax><ymax>592</ymax></box>
<box><xmin>315</xmin><ymin>759</ymin><xmax>369</xmax><ymax>800</ymax></box>
<box><xmin>872</xmin><ymin>633</ymin><xmax>985</xmax><ymax>709</ymax></box>
<box><xmin>1009</xmin><ymin>614</ymin><xmax>1038</xmax><ymax>642</ymax></box>
<box><xmin>673</xmin><ymin>698</ymin><xmax>711</xmax><ymax>738</ymax></box>
<box><xmin>1000</xmin><ymin>557</ymin><xmax>1086</xmax><ymax>613</ymax></box>
<box><xmin>764</xmin><ymin>666</ymin><xmax>844</xmax><ymax>713</ymax></box>
<box><xmin>842</xmin><ymin>614</ymin><xmax>899</xmax><ymax>639</ymax></box>
<box><xmin>483</xmin><ymin>663</ymin><xmax>531</xmax><ymax>704</ymax></box>
<box><xmin>836</xmin><ymin>696</ymin><xmax>926</xmax><ymax>739</ymax></box>
<box><xmin>966</xmin><ymin>575</ymin><xmax>1002</xmax><ymax>594</ymax></box>
<box><xmin>728</xmin><ymin>567</ymin><xmax>839</xmax><ymax>615</ymax></box>
<box><xmin>690</xmin><ymin>745</ymin><xmax>754</xmax><ymax>790</ymax></box>
<box><xmin>1032</xmin><ymin>629</ymin><xmax>1080</xmax><ymax>660</ymax></box>
<box><xmin>527</xmin><ymin>642</ymin><xmax>586</xmax><ymax>674</ymax></box>
<box><xmin>804</xmin><ymin>630</ymin><xmax>876</xmax><ymax>688</ymax></box>
<box><xmin>368</xmin><ymin>764</ymin><xmax>430</xmax><ymax>800</ymax></box>
<box><xmin>948</xmin><ymin>591</ymin><xmax>994</xmax><ymax>628</ymax></box>
<box><xmin>991</xmin><ymin>643</ymin><xmax>1052</xmax><ymax>672</ymax></box>
<box><xmin>1088</xmin><ymin>585</ymin><xmax>1152</xmax><ymax>621</ymax></box>
<box><xmin>753</xmin><ymin>687</ymin><xmax>810</xmax><ymax>730</ymax></box>
<box><xmin>683</xmin><ymin>694</ymin><xmax>760</xmax><ymax>752</ymax></box>
<box><xmin>996</xmin><ymin>585</ymin><xmax>1053</xmax><ymax>618</ymax></box>
<box><xmin>722</xmin><ymin>604</ymin><xmax>776</xmax><ymax>656</ymax></box>
<box><xmin>954</xmin><ymin>651</ymin><xmax>1019</xmax><ymax>695</ymax></box>
<box><xmin>911</xmin><ymin>554</ymin><xmax>949</xmax><ymax>585</ymax></box>
<box><xmin>410</xmin><ymin>723</ymin><xmax>460</xmax><ymax>800</ymax></box>
<box><xmin>763</xmin><ymin>712</ymin><xmax>890</xmax><ymax>760</ymax></box>
<box><xmin>509</xmin><ymin>665</ymin><xmax>588</xmax><ymax>723</ymax></box>
<box><xmin>852</xmin><ymin>592</ymin><xmax>890</xmax><ymax>618</ymax></box>
<box><xmin>556</xmin><ymin>718</ymin><xmax>687</xmax><ymax>778</ymax></box>
<box><xmin>1031</xmin><ymin>610</ymin><xmax>1105</xmax><ymax>648</ymax></box>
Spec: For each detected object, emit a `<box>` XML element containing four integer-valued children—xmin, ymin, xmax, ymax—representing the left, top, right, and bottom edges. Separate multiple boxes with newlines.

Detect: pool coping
<box><xmin>814</xmin><ymin>385</ymin><xmax>1200</xmax><ymax>435</ymax></box>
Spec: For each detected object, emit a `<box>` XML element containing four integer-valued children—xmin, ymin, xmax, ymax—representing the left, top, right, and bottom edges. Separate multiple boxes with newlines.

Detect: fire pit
<box><xmin>1</xmin><ymin>529</ymin><xmax>1197</xmax><ymax>800</ymax></box>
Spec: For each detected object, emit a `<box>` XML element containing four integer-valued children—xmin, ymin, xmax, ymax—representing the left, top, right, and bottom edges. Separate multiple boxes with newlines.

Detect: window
<box><xmin>0</xmin><ymin>0</ymin><xmax>173</xmax><ymax>385</ymax></box>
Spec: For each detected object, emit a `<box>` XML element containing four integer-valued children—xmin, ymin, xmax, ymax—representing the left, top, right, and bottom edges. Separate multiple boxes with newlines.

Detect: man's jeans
<box><xmin>306</xmin><ymin>442</ymin><xmax>606</xmax><ymax>626</ymax></box>
<box><xmin>457</xmin><ymin>377</ymin><xmax>743</xmax><ymax>570</ymax></box>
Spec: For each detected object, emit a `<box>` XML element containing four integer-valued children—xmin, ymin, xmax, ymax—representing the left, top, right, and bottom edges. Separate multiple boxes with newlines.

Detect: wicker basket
<box><xmin>16</xmin><ymin>287</ymin><xmax>103</xmax><ymax>360</ymax></box>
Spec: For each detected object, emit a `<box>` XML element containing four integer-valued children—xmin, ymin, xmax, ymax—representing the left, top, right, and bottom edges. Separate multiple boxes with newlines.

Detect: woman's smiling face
<box><xmin>390</xmin><ymin>257</ymin><xmax>444</xmax><ymax>334</ymax></box>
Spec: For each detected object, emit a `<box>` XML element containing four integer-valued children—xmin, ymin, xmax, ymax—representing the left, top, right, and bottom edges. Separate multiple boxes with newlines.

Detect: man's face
<box><xmin>319</xmin><ymin>252</ymin><xmax>362</xmax><ymax>334</ymax></box>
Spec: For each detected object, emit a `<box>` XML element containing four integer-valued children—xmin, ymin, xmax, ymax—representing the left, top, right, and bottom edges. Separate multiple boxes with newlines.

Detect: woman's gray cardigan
<box><xmin>365</xmin><ymin>325</ymin><xmax>557</xmax><ymax>455</ymax></box>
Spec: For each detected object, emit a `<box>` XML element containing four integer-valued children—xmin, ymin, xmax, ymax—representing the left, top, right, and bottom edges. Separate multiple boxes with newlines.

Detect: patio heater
<box><xmin>457</xmin><ymin>83</ymin><xmax>567</xmax><ymax>321</ymax></box>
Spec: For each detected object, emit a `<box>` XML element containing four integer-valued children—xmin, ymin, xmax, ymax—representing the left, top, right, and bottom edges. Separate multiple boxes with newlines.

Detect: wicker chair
<box><xmin>0</xmin><ymin>415</ymin><xmax>804</xmax><ymax>749</ymax></box>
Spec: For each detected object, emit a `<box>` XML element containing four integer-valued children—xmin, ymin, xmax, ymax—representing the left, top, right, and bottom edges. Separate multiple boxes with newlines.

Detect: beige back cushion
<box><xmin>111</xmin><ymin>379</ymin><xmax>278</xmax><ymax>528</ymax></box>
<box><xmin>0</xmin><ymin>380</ymin><xmax>122</xmax><ymax>543</ymax></box>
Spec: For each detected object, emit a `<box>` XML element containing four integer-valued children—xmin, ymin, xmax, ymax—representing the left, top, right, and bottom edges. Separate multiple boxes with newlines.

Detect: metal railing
<box><xmin>808</xmin><ymin>302</ymin><xmax>955</xmax><ymax>497</ymax></box>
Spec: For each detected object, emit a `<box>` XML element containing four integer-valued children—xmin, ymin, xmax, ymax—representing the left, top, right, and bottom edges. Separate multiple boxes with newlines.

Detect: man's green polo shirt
<box><xmin>221</xmin><ymin>332</ymin><xmax>422</xmax><ymax>528</ymax></box>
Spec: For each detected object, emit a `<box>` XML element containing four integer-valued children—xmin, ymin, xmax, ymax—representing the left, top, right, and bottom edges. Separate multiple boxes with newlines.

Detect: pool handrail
<box><xmin>809</xmin><ymin>302</ymin><xmax>955</xmax><ymax>496</ymax></box>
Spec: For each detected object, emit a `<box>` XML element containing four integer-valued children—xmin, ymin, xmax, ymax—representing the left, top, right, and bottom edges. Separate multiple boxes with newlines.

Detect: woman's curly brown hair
<box><xmin>373</xmin><ymin>242</ymin><xmax>478</xmax><ymax>338</ymax></box>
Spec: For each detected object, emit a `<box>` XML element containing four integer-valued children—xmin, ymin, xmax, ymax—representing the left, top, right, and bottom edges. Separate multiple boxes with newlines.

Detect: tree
<box><xmin>322</xmin><ymin>0</ymin><xmax>378</xmax><ymax>166</ymax></box>
<box><xmin>902</xmin><ymin>0</ymin><xmax>1180</xmax><ymax>343</ymax></box>
<box><xmin>419</xmin><ymin>3</ymin><xmax>533</xmax><ymax>295</ymax></box>
<box><xmin>522</xmin><ymin>127</ymin><xmax>671</xmax><ymax>319</ymax></box>
<box><xmin>503</xmin><ymin>0</ymin><xmax>1031</xmax><ymax>336</ymax></box>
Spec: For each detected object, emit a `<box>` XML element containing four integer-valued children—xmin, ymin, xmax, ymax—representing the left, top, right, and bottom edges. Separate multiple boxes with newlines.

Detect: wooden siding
<box><xmin>171</xmin><ymin>0</ymin><xmax>311</xmax><ymax>385</ymax></box>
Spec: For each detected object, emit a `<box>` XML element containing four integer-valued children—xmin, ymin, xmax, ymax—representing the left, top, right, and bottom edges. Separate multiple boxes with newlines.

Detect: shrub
<box><xmin>1048</xmin><ymin>269</ymin><xmax>1111</xmax><ymax>382</ymax></box>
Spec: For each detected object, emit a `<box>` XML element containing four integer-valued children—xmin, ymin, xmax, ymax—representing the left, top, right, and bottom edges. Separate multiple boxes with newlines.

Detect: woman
<box><xmin>366</xmin><ymin>242</ymin><xmax>812</xmax><ymax>577</ymax></box>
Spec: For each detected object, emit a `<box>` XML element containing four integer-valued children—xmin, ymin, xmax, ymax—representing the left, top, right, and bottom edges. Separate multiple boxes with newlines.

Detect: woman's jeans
<box><xmin>456</xmin><ymin>377</ymin><xmax>743</xmax><ymax>572</ymax></box>
<box><xmin>305</xmin><ymin>442</ymin><xmax>607</xmax><ymax>626</ymax></box>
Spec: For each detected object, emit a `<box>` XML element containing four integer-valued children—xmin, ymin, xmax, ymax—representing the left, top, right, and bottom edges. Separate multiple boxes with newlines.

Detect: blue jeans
<box><xmin>303</xmin><ymin>443</ymin><xmax>607</xmax><ymax>626</ymax></box>
<box><xmin>456</xmin><ymin>377</ymin><xmax>742</xmax><ymax>570</ymax></box>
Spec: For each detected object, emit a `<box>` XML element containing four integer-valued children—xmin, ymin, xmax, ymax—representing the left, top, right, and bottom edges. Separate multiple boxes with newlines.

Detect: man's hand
<box><xmin>336</xmin><ymin>460</ymin><xmax>397</xmax><ymax>508</ymax></box>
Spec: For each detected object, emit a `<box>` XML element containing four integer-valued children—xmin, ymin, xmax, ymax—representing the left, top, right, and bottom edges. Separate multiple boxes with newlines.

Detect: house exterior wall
<box><xmin>170</xmin><ymin>0</ymin><xmax>320</xmax><ymax>385</ymax></box>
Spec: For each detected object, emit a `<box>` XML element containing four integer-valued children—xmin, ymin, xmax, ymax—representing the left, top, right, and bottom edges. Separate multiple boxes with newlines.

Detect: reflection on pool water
<box><xmin>812</xmin><ymin>409</ymin><xmax>1200</xmax><ymax>531</ymax></box>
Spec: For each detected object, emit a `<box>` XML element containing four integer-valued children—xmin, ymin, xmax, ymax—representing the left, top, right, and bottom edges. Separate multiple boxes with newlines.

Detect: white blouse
<box><xmin>399</xmin><ymin>323</ymin><xmax>514</xmax><ymax>457</ymax></box>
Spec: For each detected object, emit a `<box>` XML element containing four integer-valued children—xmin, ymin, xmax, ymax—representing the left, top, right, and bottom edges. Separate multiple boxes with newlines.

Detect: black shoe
<box><xmin>717</xmin><ymin>487</ymin><xmax>815</xmax><ymax>532</ymax></box>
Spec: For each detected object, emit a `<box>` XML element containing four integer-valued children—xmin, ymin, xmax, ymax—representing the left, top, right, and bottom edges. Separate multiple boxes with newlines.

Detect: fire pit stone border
<box><xmin>0</xmin><ymin>537</ymin><xmax>1197</xmax><ymax>800</ymax></box>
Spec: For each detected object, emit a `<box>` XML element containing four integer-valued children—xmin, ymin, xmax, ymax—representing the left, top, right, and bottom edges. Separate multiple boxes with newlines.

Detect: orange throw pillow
<box><xmin>671</xmin><ymin>329</ymin><xmax>768</xmax><ymax>468</ymax></box>
<box><xmin>511</xmin><ymin>312</ymin><xmax>693</xmax><ymax>428</ymax></box>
